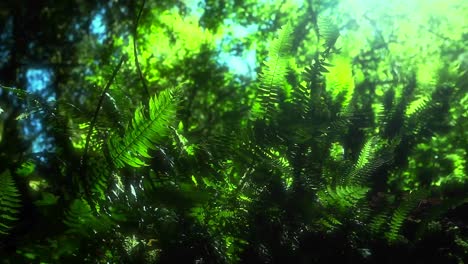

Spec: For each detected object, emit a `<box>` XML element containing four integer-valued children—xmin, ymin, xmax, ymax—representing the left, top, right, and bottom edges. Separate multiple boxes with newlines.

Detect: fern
<box><xmin>302</xmin><ymin>56</ymin><xmax>330</xmax><ymax>99</ymax></box>
<box><xmin>108</xmin><ymin>87</ymin><xmax>180</xmax><ymax>168</ymax></box>
<box><xmin>404</xmin><ymin>95</ymin><xmax>431</xmax><ymax>135</ymax></box>
<box><xmin>0</xmin><ymin>170</ymin><xmax>21</xmax><ymax>235</ymax></box>
<box><xmin>386</xmin><ymin>189</ymin><xmax>427</xmax><ymax>242</ymax></box>
<box><xmin>369</xmin><ymin>211</ymin><xmax>390</xmax><ymax>235</ymax></box>
<box><xmin>315</xmin><ymin>184</ymin><xmax>369</xmax><ymax>231</ymax></box>
<box><xmin>87</xmin><ymin>154</ymin><xmax>112</xmax><ymax>201</ymax></box>
<box><xmin>63</xmin><ymin>199</ymin><xmax>113</xmax><ymax>236</ymax></box>
<box><xmin>405</xmin><ymin>96</ymin><xmax>429</xmax><ymax>118</ymax></box>
<box><xmin>345</xmin><ymin>137</ymin><xmax>382</xmax><ymax>186</ymax></box>
<box><xmin>252</xmin><ymin>22</ymin><xmax>294</xmax><ymax>121</ymax></box>
<box><xmin>318</xmin><ymin>185</ymin><xmax>370</xmax><ymax>209</ymax></box>
<box><xmin>355</xmin><ymin>137</ymin><xmax>378</xmax><ymax>170</ymax></box>
<box><xmin>318</xmin><ymin>215</ymin><xmax>343</xmax><ymax>230</ymax></box>
<box><xmin>318</xmin><ymin>16</ymin><xmax>340</xmax><ymax>50</ymax></box>
<box><xmin>291</xmin><ymin>82</ymin><xmax>311</xmax><ymax>118</ymax></box>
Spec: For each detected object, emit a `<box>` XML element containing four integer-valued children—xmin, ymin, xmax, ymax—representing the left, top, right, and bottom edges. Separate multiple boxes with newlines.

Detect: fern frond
<box><xmin>369</xmin><ymin>211</ymin><xmax>390</xmax><ymax>235</ymax></box>
<box><xmin>301</xmin><ymin>54</ymin><xmax>332</xmax><ymax>105</ymax></box>
<box><xmin>253</xmin><ymin>23</ymin><xmax>294</xmax><ymax>121</ymax></box>
<box><xmin>0</xmin><ymin>170</ymin><xmax>21</xmax><ymax>235</ymax></box>
<box><xmin>345</xmin><ymin>137</ymin><xmax>381</xmax><ymax>185</ymax></box>
<box><xmin>108</xmin><ymin>87</ymin><xmax>180</xmax><ymax>168</ymax></box>
<box><xmin>291</xmin><ymin>82</ymin><xmax>311</xmax><ymax>118</ymax></box>
<box><xmin>63</xmin><ymin>199</ymin><xmax>113</xmax><ymax>236</ymax></box>
<box><xmin>318</xmin><ymin>17</ymin><xmax>340</xmax><ymax>49</ymax></box>
<box><xmin>317</xmin><ymin>215</ymin><xmax>342</xmax><ymax>230</ymax></box>
<box><xmin>405</xmin><ymin>96</ymin><xmax>429</xmax><ymax>118</ymax></box>
<box><xmin>262</xmin><ymin>147</ymin><xmax>294</xmax><ymax>190</ymax></box>
<box><xmin>373</xmin><ymin>103</ymin><xmax>385</xmax><ymax>126</ymax></box>
<box><xmin>386</xmin><ymin>189</ymin><xmax>427</xmax><ymax>242</ymax></box>
<box><xmin>355</xmin><ymin>137</ymin><xmax>378</xmax><ymax>170</ymax></box>
<box><xmin>316</xmin><ymin>184</ymin><xmax>369</xmax><ymax>230</ymax></box>
<box><xmin>318</xmin><ymin>185</ymin><xmax>370</xmax><ymax>209</ymax></box>
<box><xmin>404</xmin><ymin>95</ymin><xmax>431</xmax><ymax>135</ymax></box>
<box><xmin>87</xmin><ymin>154</ymin><xmax>112</xmax><ymax>201</ymax></box>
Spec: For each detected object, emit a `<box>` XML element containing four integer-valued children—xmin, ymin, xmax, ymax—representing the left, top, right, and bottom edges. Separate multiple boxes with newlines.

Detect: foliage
<box><xmin>252</xmin><ymin>22</ymin><xmax>294</xmax><ymax>122</ymax></box>
<box><xmin>108</xmin><ymin>86</ymin><xmax>182</xmax><ymax>168</ymax></box>
<box><xmin>0</xmin><ymin>170</ymin><xmax>21</xmax><ymax>235</ymax></box>
<box><xmin>0</xmin><ymin>0</ymin><xmax>467</xmax><ymax>263</ymax></box>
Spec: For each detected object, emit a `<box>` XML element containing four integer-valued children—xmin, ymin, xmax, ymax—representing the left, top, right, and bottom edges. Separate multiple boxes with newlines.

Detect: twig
<box><xmin>134</xmin><ymin>0</ymin><xmax>149</xmax><ymax>98</ymax></box>
<box><xmin>80</xmin><ymin>54</ymin><xmax>128</xmax><ymax>187</ymax></box>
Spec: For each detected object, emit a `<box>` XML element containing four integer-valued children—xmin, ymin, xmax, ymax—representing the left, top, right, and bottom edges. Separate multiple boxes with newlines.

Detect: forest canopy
<box><xmin>0</xmin><ymin>0</ymin><xmax>467</xmax><ymax>263</ymax></box>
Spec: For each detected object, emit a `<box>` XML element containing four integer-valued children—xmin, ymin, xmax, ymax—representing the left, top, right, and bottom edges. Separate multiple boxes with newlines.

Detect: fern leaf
<box><xmin>369</xmin><ymin>211</ymin><xmax>390</xmax><ymax>235</ymax></box>
<box><xmin>386</xmin><ymin>189</ymin><xmax>427</xmax><ymax>242</ymax></box>
<box><xmin>108</xmin><ymin>87</ymin><xmax>180</xmax><ymax>168</ymax></box>
<box><xmin>252</xmin><ymin>23</ymin><xmax>294</xmax><ymax>121</ymax></box>
<box><xmin>0</xmin><ymin>170</ymin><xmax>21</xmax><ymax>235</ymax></box>
<box><xmin>302</xmin><ymin>55</ymin><xmax>330</xmax><ymax>101</ymax></box>
<box><xmin>318</xmin><ymin>185</ymin><xmax>370</xmax><ymax>209</ymax></box>
<box><xmin>343</xmin><ymin>137</ymin><xmax>384</xmax><ymax>186</ymax></box>
<box><xmin>291</xmin><ymin>82</ymin><xmax>311</xmax><ymax>117</ymax></box>
<box><xmin>405</xmin><ymin>96</ymin><xmax>429</xmax><ymax>118</ymax></box>
<box><xmin>64</xmin><ymin>199</ymin><xmax>113</xmax><ymax>236</ymax></box>
<box><xmin>341</xmin><ymin>137</ymin><xmax>381</xmax><ymax>187</ymax></box>
<box><xmin>318</xmin><ymin>17</ymin><xmax>340</xmax><ymax>49</ymax></box>
<box><xmin>355</xmin><ymin>137</ymin><xmax>378</xmax><ymax>170</ymax></box>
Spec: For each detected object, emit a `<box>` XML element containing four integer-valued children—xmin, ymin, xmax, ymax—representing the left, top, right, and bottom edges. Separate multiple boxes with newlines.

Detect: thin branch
<box><xmin>134</xmin><ymin>0</ymin><xmax>149</xmax><ymax>98</ymax></box>
<box><xmin>80</xmin><ymin>54</ymin><xmax>128</xmax><ymax>181</ymax></box>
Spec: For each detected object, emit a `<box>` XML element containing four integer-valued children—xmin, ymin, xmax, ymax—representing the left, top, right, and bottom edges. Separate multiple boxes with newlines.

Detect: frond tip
<box><xmin>108</xmin><ymin>87</ymin><xmax>181</xmax><ymax>168</ymax></box>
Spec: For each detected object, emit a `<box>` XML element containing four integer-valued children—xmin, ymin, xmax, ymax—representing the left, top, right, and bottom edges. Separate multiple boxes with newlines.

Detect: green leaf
<box><xmin>108</xmin><ymin>86</ymin><xmax>181</xmax><ymax>168</ymax></box>
<box><xmin>386</xmin><ymin>189</ymin><xmax>427</xmax><ymax>242</ymax></box>
<box><xmin>0</xmin><ymin>170</ymin><xmax>21</xmax><ymax>235</ymax></box>
<box><xmin>252</xmin><ymin>22</ymin><xmax>294</xmax><ymax>122</ymax></box>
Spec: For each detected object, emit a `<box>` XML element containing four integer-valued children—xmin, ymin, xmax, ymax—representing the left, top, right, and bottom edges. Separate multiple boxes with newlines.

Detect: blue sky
<box><xmin>23</xmin><ymin>68</ymin><xmax>55</xmax><ymax>155</ymax></box>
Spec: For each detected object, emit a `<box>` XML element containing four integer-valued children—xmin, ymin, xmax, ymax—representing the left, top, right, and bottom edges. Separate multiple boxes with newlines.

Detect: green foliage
<box><xmin>385</xmin><ymin>189</ymin><xmax>428</xmax><ymax>242</ymax></box>
<box><xmin>369</xmin><ymin>211</ymin><xmax>390</xmax><ymax>235</ymax></box>
<box><xmin>318</xmin><ymin>185</ymin><xmax>370</xmax><ymax>210</ymax></box>
<box><xmin>86</xmin><ymin>154</ymin><xmax>112</xmax><ymax>201</ymax></box>
<box><xmin>318</xmin><ymin>16</ymin><xmax>340</xmax><ymax>49</ymax></box>
<box><xmin>252</xmin><ymin>22</ymin><xmax>294</xmax><ymax>122</ymax></box>
<box><xmin>325</xmin><ymin>57</ymin><xmax>355</xmax><ymax>109</ymax></box>
<box><xmin>63</xmin><ymin>199</ymin><xmax>113</xmax><ymax>236</ymax></box>
<box><xmin>405</xmin><ymin>96</ymin><xmax>430</xmax><ymax>118</ymax></box>
<box><xmin>0</xmin><ymin>170</ymin><xmax>21</xmax><ymax>235</ymax></box>
<box><xmin>345</xmin><ymin>137</ymin><xmax>386</xmax><ymax>186</ymax></box>
<box><xmin>1</xmin><ymin>1</ymin><xmax>467</xmax><ymax>262</ymax></box>
<box><xmin>108</xmin><ymin>86</ymin><xmax>181</xmax><ymax>168</ymax></box>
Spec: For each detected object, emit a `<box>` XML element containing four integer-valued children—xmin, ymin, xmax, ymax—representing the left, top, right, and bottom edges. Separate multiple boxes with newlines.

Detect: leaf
<box><xmin>0</xmin><ymin>170</ymin><xmax>21</xmax><ymax>235</ymax></box>
<box><xmin>108</xmin><ymin>86</ymin><xmax>181</xmax><ymax>168</ymax></box>
<box><xmin>252</xmin><ymin>22</ymin><xmax>294</xmax><ymax>122</ymax></box>
<box><xmin>318</xmin><ymin>185</ymin><xmax>370</xmax><ymax>209</ymax></box>
<box><xmin>318</xmin><ymin>16</ymin><xmax>340</xmax><ymax>48</ymax></box>
<box><xmin>64</xmin><ymin>199</ymin><xmax>113</xmax><ymax>236</ymax></box>
<box><xmin>405</xmin><ymin>96</ymin><xmax>429</xmax><ymax>117</ymax></box>
<box><xmin>386</xmin><ymin>189</ymin><xmax>427</xmax><ymax>242</ymax></box>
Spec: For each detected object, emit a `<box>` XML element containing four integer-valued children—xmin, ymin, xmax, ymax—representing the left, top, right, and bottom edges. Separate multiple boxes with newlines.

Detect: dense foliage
<box><xmin>0</xmin><ymin>0</ymin><xmax>467</xmax><ymax>263</ymax></box>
